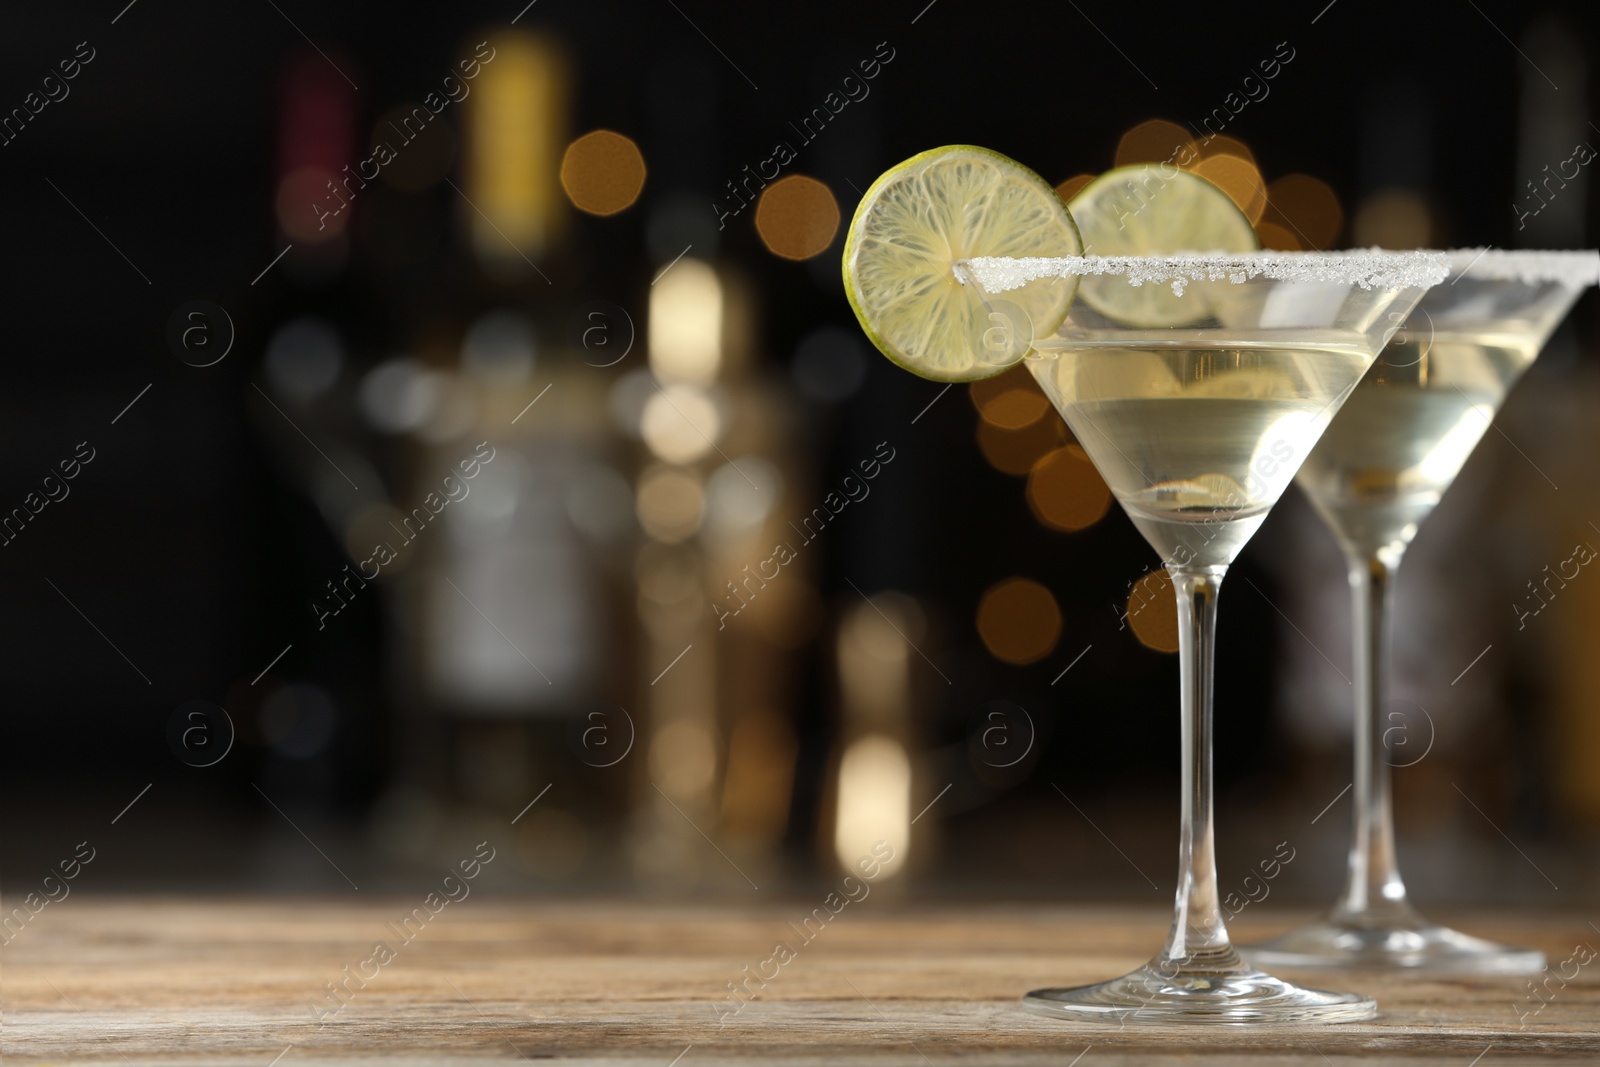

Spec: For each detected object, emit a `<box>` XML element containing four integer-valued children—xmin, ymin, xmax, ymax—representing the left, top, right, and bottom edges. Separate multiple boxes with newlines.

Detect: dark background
<box><xmin>0</xmin><ymin>0</ymin><xmax>1595</xmax><ymax>907</ymax></box>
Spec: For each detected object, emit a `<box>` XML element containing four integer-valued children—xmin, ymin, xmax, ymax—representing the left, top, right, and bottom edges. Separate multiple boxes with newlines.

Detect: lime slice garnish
<box><xmin>842</xmin><ymin>146</ymin><xmax>1082</xmax><ymax>382</ymax></box>
<box><xmin>1068</xmin><ymin>164</ymin><xmax>1259</xmax><ymax>327</ymax></box>
<box><xmin>1183</xmin><ymin>366</ymin><xmax>1296</xmax><ymax>398</ymax></box>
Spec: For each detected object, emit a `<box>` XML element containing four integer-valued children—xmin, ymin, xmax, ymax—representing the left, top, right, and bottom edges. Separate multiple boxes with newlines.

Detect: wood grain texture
<box><xmin>3</xmin><ymin>899</ymin><xmax>1598</xmax><ymax>1064</ymax></box>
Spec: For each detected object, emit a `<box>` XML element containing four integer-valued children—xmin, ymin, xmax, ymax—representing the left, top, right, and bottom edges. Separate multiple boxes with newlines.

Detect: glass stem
<box><xmin>1157</xmin><ymin>565</ymin><xmax>1243</xmax><ymax>975</ymax></box>
<box><xmin>1333</xmin><ymin>554</ymin><xmax>1414</xmax><ymax>920</ymax></box>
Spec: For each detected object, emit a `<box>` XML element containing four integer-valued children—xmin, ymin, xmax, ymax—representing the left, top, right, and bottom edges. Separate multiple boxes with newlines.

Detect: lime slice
<box><xmin>1183</xmin><ymin>367</ymin><xmax>1296</xmax><ymax>399</ymax></box>
<box><xmin>842</xmin><ymin>146</ymin><xmax>1082</xmax><ymax>382</ymax></box>
<box><xmin>1142</xmin><ymin>473</ymin><xmax>1251</xmax><ymax>510</ymax></box>
<box><xmin>1068</xmin><ymin>164</ymin><xmax>1258</xmax><ymax>327</ymax></box>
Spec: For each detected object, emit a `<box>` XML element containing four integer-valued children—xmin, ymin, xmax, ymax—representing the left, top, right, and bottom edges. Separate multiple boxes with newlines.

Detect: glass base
<box><xmin>1023</xmin><ymin>961</ymin><xmax>1376</xmax><ymax>1024</ymax></box>
<box><xmin>1245</xmin><ymin>915</ymin><xmax>1546</xmax><ymax>974</ymax></box>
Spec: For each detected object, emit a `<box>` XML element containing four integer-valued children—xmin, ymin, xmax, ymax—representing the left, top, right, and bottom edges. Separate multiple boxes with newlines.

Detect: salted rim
<box><xmin>962</xmin><ymin>249</ymin><xmax>1450</xmax><ymax>297</ymax></box>
<box><xmin>1445</xmin><ymin>248</ymin><xmax>1600</xmax><ymax>287</ymax></box>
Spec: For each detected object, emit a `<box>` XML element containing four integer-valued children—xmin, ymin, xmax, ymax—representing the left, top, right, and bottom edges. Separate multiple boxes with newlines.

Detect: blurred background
<box><xmin>1</xmin><ymin>0</ymin><xmax>1598</xmax><ymax>910</ymax></box>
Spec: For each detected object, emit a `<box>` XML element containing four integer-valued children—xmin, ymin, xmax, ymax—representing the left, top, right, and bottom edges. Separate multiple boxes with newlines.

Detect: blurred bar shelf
<box><xmin>5</xmin><ymin>900</ymin><xmax>1597</xmax><ymax>1063</ymax></box>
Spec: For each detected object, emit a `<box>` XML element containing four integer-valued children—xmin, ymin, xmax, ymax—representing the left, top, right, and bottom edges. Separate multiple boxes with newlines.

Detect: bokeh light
<box><xmin>649</xmin><ymin>258</ymin><xmax>721</xmax><ymax>384</ymax></box>
<box><xmin>976</xmin><ymin>577</ymin><xmax>1062</xmax><ymax>665</ymax></box>
<box><xmin>264</xmin><ymin>317</ymin><xmax>344</xmax><ymax>403</ymax></box>
<box><xmin>976</xmin><ymin>409</ymin><xmax>1068</xmax><ymax>475</ymax></box>
<box><xmin>703</xmin><ymin>458</ymin><xmax>781</xmax><ymax>539</ymax></box>
<box><xmin>635</xmin><ymin>464</ymin><xmax>706</xmax><ymax>543</ymax></box>
<box><xmin>1256</xmin><ymin>222</ymin><xmax>1302</xmax><ymax>250</ymax></box>
<box><xmin>1195</xmin><ymin>133</ymin><xmax>1255</xmax><ymax>166</ymax></box>
<box><xmin>460</xmin><ymin>310</ymin><xmax>535</xmax><ymax>384</ymax></box>
<box><xmin>1127</xmin><ymin>570</ymin><xmax>1179</xmax><ymax>652</ymax></box>
<box><xmin>566</xmin><ymin>462</ymin><xmax>635</xmax><ymax>543</ymax></box>
<box><xmin>276</xmin><ymin>51</ymin><xmax>355</xmax><ymax>245</ymax></box>
<box><xmin>838</xmin><ymin>597</ymin><xmax>915</xmax><ymax>717</ymax></box>
<box><xmin>1055</xmin><ymin>173</ymin><xmax>1095</xmax><ymax>202</ymax></box>
<box><xmin>970</xmin><ymin>364</ymin><xmax>1051</xmax><ymax>429</ymax></box>
<box><xmin>1115</xmin><ymin>119</ymin><xmax>1196</xmax><ymax>168</ymax></box>
<box><xmin>834</xmin><ymin>734</ymin><xmax>910</xmax><ymax>875</ymax></box>
<box><xmin>417</xmin><ymin>374</ymin><xmax>476</xmax><ymax>443</ymax></box>
<box><xmin>359</xmin><ymin>358</ymin><xmax>442</xmax><ymax>433</ymax></box>
<box><xmin>1027</xmin><ymin>445</ymin><xmax>1112</xmax><ymax>532</ymax></box>
<box><xmin>649</xmin><ymin>718</ymin><xmax>717</xmax><ymax>795</ymax></box>
<box><xmin>465</xmin><ymin>31</ymin><xmax>565</xmax><ymax>267</ymax></box>
<box><xmin>754</xmin><ymin>175</ymin><xmax>839</xmax><ymax>260</ymax></box>
<box><xmin>560</xmin><ymin>129</ymin><xmax>646</xmax><ymax>216</ymax></box>
<box><xmin>640</xmin><ymin>385</ymin><xmax>721</xmax><ymax>463</ymax></box>
<box><xmin>1191</xmin><ymin>153</ymin><xmax>1268</xmax><ymax>224</ymax></box>
<box><xmin>1262</xmin><ymin>174</ymin><xmax>1343</xmax><ymax>250</ymax></box>
<box><xmin>608</xmin><ymin>368</ymin><xmax>656</xmax><ymax>439</ymax></box>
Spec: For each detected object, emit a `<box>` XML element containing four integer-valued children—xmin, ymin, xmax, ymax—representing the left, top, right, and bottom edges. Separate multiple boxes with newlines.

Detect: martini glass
<box><xmin>1245</xmin><ymin>248</ymin><xmax>1600</xmax><ymax>973</ymax></box>
<box><xmin>963</xmin><ymin>249</ymin><xmax>1448</xmax><ymax>1023</ymax></box>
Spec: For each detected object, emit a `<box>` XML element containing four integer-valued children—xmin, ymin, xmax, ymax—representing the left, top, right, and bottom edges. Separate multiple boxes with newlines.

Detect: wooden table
<box><xmin>4</xmin><ymin>899</ymin><xmax>1596</xmax><ymax>1064</ymax></box>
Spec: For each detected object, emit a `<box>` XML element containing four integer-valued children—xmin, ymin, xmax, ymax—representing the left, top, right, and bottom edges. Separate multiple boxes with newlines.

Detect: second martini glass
<box><xmin>1246</xmin><ymin>248</ymin><xmax>1600</xmax><ymax>973</ymax></box>
<box><xmin>965</xmin><ymin>249</ymin><xmax>1448</xmax><ymax>1021</ymax></box>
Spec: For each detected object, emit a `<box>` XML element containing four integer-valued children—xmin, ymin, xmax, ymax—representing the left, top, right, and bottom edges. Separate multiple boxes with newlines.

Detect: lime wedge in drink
<box><xmin>842</xmin><ymin>146</ymin><xmax>1082</xmax><ymax>382</ymax></box>
<box><xmin>1068</xmin><ymin>163</ymin><xmax>1259</xmax><ymax>327</ymax></box>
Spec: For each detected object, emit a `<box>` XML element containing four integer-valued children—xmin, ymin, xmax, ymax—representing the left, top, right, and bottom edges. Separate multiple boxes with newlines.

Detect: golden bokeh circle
<box><xmin>970</xmin><ymin>364</ymin><xmax>1051</xmax><ymax>429</ymax></box>
<box><xmin>1190</xmin><ymin>153</ymin><xmax>1268</xmax><ymax>224</ymax></box>
<box><xmin>560</xmin><ymin>130</ymin><xmax>647</xmax><ymax>216</ymax></box>
<box><xmin>1127</xmin><ymin>570</ymin><xmax>1179</xmax><ymax>653</ymax></box>
<box><xmin>755</xmin><ymin>175</ymin><xmax>840</xmax><ymax>260</ymax></box>
<box><xmin>1116</xmin><ymin>119</ymin><xmax>1197</xmax><ymax>168</ymax></box>
<box><xmin>1196</xmin><ymin>133</ymin><xmax>1256</xmax><ymax>167</ymax></box>
<box><xmin>635</xmin><ymin>465</ymin><xmax>705</xmax><ymax>543</ymax></box>
<box><xmin>976</xmin><ymin>411</ymin><xmax>1068</xmax><ymax>476</ymax></box>
<box><xmin>1263</xmin><ymin>174</ymin><xmax>1343</xmax><ymax>250</ymax></box>
<box><xmin>976</xmin><ymin>577</ymin><xmax>1062</xmax><ymax>665</ymax></box>
<box><xmin>1027</xmin><ymin>445</ymin><xmax>1112</xmax><ymax>532</ymax></box>
<box><xmin>1256</xmin><ymin>221</ymin><xmax>1301</xmax><ymax>250</ymax></box>
<box><xmin>1055</xmin><ymin>173</ymin><xmax>1096</xmax><ymax>202</ymax></box>
<box><xmin>982</xmin><ymin>390</ymin><xmax>1051</xmax><ymax>429</ymax></box>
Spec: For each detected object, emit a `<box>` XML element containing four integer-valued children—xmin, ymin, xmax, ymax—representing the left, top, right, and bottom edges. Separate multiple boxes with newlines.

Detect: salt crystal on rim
<box><xmin>1445</xmin><ymin>248</ymin><xmax>1600</xmax><ymax>288</ymax></box>
<box><xmin>962</xmin><ymin>249</ymin><xmax>1450</xmax><ymax>296</ymax></box>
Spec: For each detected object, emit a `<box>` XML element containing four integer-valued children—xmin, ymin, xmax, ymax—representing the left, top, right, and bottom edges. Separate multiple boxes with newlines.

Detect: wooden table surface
<box><xmin>3</xmin><ymin>899</ymin><xmax>1597</xmax><ymax>1064</ymax></box>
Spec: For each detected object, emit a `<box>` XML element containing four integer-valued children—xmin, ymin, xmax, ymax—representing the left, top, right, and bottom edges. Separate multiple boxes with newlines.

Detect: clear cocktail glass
<box><xmin>1245</xmin><ymin>248</ymin><xmax>1600</xmax><ymax>974</ymax></box>
<box><xmin>964</xmin><ymin>249</ymin><xmax>1449</xmax><ymax>1022</ymax></box>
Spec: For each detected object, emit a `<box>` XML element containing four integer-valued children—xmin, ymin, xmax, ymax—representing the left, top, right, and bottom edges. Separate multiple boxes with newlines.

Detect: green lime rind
<box><xmin>842</xmin><ymin>145</ymin><xmax>1083</xmax><ymax>383</ymax></box>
